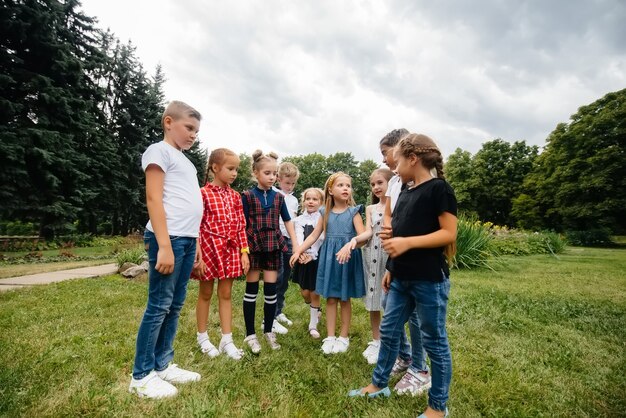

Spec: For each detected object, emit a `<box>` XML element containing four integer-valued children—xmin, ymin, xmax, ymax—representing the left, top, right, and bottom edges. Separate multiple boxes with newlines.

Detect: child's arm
<box><xmin>289</xmin><ymin>217</ymin><xmax>323</xmax><ymax>267</ymax></box>
<box><xmin>382</xmin><ymin>211</ymin><xmax>457</xmax><ymax>258</ymax></box>
<box><xmin>284</xmin><ymin>220</ymin><xmax>299</xmax><ymax>255</ymax></box>
<box><xmin>235</xmin><ymin>192</ymin><xmax>250</xmax><ymax>274</ymax></box>
<box><xmin>379</xmin><ymin>199</ymin><xmax>393</xmax><ymax>240</ymax></box>
<box><xmin>145</xmin><ymin>165</ymin><xmax>174</xmax><ymax>274</ymax></box>
<box><xmin>336</xmin><ymin>208</ymin><xmax>367</xmax><ymax>264</ymax></box>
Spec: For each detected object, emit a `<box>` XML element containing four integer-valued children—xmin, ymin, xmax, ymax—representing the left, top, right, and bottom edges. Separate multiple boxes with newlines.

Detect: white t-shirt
<box><xmin>273</xmin><ymin>186</ymin><xmax>299</xmax><ymax>237</ymax></box>
<box><xmin>142</xmin><ymin>141</ymin><xmax>203</xmax><ymax>237</ymax></box>
<box><xmin>294</xmin><ymin>211</ymin><xmax>323</xmax><ymax>260</ymax></box>
<box><xmin>385</xmin><ymin>174</ymin><xmax>402</xmax><ymax>214</ymax></box>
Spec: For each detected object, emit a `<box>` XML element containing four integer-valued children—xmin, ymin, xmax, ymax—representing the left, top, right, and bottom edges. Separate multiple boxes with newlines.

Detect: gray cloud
<box><xmin>81</xmin><ymin>0</ymin><xmax>626</xmax><ymax>161</ymax></box>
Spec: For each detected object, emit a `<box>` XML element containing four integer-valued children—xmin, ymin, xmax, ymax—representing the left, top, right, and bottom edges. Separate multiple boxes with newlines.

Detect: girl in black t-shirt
<box><xmin>349</xmin><ymin>133</ymin><xmax>457</xmax><ymax>418</ymax></box>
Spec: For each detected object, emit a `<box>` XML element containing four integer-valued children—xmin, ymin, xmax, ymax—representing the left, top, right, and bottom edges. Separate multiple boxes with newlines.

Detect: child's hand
<box><xmin>382</xmin><ymin>271</ymin><xmax>391</xmax><ymax>293</ymax></box>
<box><xmin>156</xmin><ymin>247</ymin><xmax>175</xmax><ymax>274</ymax></box>
<box><xmin>299</xmin><ymin>253</ymin><xmax>312</xmax><ymax>264</ymax></box>
<box><xmin>241</xmin><ymin>253</ymin><xmax>250</xmax><ymax>275</ymax></box>
<box><xmin>336</xmin><ymin>243</ymin><xmax>353</xmax><ymax>264</ymax></box>
<box><xmin>378</xmin><ymin>225</ymin><xmax>393</xmax><ymax>240</ymax></box>
<box><xmin>382</xmin><ymin>237</ymin><xmax>410</xmax><ymax>258</ymax></box>
<box><xmin>289</xmin><ymin>252</ymin><xmax>300</xmax><ymax>267</ymax></box>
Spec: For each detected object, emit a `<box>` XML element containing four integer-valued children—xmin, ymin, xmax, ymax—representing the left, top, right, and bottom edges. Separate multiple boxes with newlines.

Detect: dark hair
<box><xmin>379</xmin><ymin>128</ymin><xmax>409</xmax><ymax>147</ymax></box>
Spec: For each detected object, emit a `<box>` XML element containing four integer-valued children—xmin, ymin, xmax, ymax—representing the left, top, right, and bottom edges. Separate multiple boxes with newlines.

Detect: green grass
<box><xmin>1</xmin><ymin>247</ymin><xmax>624</xmax><ymax>417</ymax></box>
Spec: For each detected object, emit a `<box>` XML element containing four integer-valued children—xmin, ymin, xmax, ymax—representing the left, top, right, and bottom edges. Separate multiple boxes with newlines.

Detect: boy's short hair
<box><xmin>278</xmin><ymin>162</ymin><xmax>300</xmax><ymax>179</ymax></box>
<box><xmin>162</xmin><ymin>100</ymin><xmax>202</xmax><ymax>129</ymax></box>
<box><xmin>379</xmin><ymin>128</ymin><xmax>409</xmax><ymax>147</ymax></box>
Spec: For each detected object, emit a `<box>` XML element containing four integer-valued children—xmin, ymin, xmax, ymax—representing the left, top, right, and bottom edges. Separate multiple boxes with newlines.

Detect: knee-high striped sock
<box><xmin>263</xmin><ymin>282</ymin><xmax>277</xmax><ymax>333</ymax></box>
<box><xmin>243</xmin><ymin>281</ymin><xmax>259</xmax><ymax>336</ymax></box>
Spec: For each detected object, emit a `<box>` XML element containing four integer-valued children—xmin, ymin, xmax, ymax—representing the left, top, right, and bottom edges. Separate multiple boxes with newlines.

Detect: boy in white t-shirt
<box><xmin>271</xmin><ymin>162</ymin><xmax>300</xmax><ymax>332</ymax></box>
<box><xmin>129</xmin><ymin>101</ymin><xmax>204</xmax><ymax>399</ymax></box>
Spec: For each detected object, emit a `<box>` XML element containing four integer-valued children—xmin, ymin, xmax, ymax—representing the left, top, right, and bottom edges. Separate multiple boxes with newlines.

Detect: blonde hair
<box><xmin>300</xmin><ymin>187</ymin><xmax>324</xmax><ymax>214</ymax></box>
<box><xmin>369</xmin><ymin>168</ymin><xmax>394</xmax><ymax>204</ymax></box>
<box><xmin>161</xmin><ymin>100</ymin><xmax>201</xmax><ymax>129</ymax></box>
<box><xmin>278</xmin><ymin>162</ymin><xmax>300</xmax><ymax>180</ymax></box>
<box><xmin>321</xmin><ymin>172</ymin><xmax>355</xmax><ymax>233</ymax></box>
<box><xmin>397</xmin><ymin>133</ymin><xmax>455</xmax><ymax>263</ymax></box>
<box><xmin>251</xmin><ymin>149</ymin><xmax>279</xmax><ymax>173</ymax></box>
<box><xmin>203</xmin><ymin>148</ymin><xmax>238</xmax><ymax>185</ymax></box>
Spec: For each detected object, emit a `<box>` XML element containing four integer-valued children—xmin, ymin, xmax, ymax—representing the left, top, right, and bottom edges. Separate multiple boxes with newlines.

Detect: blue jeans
<box><xmin>381</xmin><ymin>291</ymin><xmax>428</xmax><ymax>373</ymax></box>
<box><xmin>132</xmin><ymin>231</ymin><xmax>196</xmax><ymax>379</ymax></box>
<box><xmin>276</xmin><ymin>237</ymin><xmax>292</xmax><ymax>317</ymax></box>
<box><xmin>373</xmin><ymin>277</ymin><xmax>452</xmax><ymax>411</ymax></box>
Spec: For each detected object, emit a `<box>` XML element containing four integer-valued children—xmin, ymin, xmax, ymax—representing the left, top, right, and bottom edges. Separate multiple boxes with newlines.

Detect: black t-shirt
<box><xmin>386</xmin><ymin>178</ymin><xmax>457</xmax><ymax>282</ymax></box>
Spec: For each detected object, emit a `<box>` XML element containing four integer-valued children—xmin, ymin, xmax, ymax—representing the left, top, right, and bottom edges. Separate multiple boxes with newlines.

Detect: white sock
<box><xmin>197</xmin><ymin>331</ymin><xmax>209</xmax><ymax>345</ymax></box>
<box><xmin>309</xmin><ymin>306</ymin><xmax>320</xmax><ymax>329</ymax></box>
<box><xmin>372</xmin><ymin>339</ymin><xmax>380</xmax><ymax>347</ymax></box>
<box><xmin>221</xmin><ymin>333</ymin><xmax>233</xmax><ymax>344</ymax></box>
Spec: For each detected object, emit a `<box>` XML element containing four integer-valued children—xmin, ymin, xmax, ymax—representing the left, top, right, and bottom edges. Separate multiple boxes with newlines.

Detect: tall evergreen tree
<box><xmin>0</xmin><ymin>0</ymin><xmax>104</xmax><ymax>238</ymax></box>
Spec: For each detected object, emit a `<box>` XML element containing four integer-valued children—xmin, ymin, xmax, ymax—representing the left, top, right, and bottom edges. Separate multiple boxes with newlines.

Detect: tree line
<box><xmin>445</xmin><ymin>88</ymin><xmax>625</xmax><ymax>236</ymax></box>
<box><xmin>2</xmin><ymin>2</ymin><xmax>623</xmax><ymax>239</ymax></box>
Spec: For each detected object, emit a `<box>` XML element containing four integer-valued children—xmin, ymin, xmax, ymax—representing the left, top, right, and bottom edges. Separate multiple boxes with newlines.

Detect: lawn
<box><xmin>0</xmin><ymin>247</ymin><xmax>624</xmax><ymax>417</ymax></box>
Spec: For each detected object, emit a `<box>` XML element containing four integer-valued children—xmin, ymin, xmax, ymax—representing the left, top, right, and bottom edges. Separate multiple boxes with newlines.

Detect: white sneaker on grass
<box><xmin>332</xmin><ymin>336</ymin><xmax>350</xmax><ymax>353</ymax></box>
<box><xmin>263</xmin><ymin>319</ymin><xmax>288</xmax><ymax>334</ymax></box>
<box><xmin>156</xmin><ymin>364</ymin><xmax>201</xmax><ymax>384</ymax></box>
<box><xmin>129</xmin><ymin>370</ymin><xmax>177</xmax><ymax>399</ymax></box>
<box><xmin>362</xmin><ymin>340</ymin><xmax>380</xmax><ymax>364</ymax></box>
<box><xmin>276</xmin><ymin>313</ymin><xmax>293</xmax><ymax>326</ymax></box>
<box><xmin>244</xmin><ymin>334</ymin><xmax>262</xmax><ymax>354</ymax></box>
<box><xmin>321</xmin><ymin>336</ymin><xmax>336</xmax><ymax>354</ymax></box>
<box><xmin>264</xmin><ymin>332</ymin><xmax>281</xmax><ymax>350</ymax></box>
<box><xmin>219</xmin><ymin>338</ymin><xmax>244</xmax><ymax>360</ymax></box>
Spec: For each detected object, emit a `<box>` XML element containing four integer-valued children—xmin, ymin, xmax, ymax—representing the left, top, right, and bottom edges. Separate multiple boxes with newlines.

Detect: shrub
<box><xmin>115</xmin><ymin>247</ymin><xmax>147</xmax><ymax>267</ymax></box>
<box><xmin>452</xmin><ymin>218</ymin><xmax>495</xmax><ymax>269</ymax></box>
<box><xmin>566</xmin><ymin>229</ymin><xmax>614</xmax><ymax>247</ymax></box>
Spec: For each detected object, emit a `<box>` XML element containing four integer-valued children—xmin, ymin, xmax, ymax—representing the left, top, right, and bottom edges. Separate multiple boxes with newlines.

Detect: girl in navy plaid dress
<box><xmin>241</xmin><ymin>150</ymin><xmax>299</xmax><ymax>354</ymax></box>
<box><xmin>290</xmin><ymin>172</ymin><xmax>366</xmax><ymax>355</ymax></box>
<box><xmin>194</xmin><ymin>148</ymin><xmax>249</xmax><ymax>360</ymax></box>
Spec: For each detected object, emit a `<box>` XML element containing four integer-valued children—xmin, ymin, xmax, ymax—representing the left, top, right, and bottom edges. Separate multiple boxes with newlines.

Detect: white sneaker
<box><xmin>263</xmin><ymin>319</ymin><xmax>288</xmax><ymax>334</ymax></box>
<box><xmin>332</xmin><ymin>336</ymin><xmax>350</xmax><ymax>354</ymax></box>
<box><xmin>199</xmin><ymin>339</ymin><xmax>219</xmax><ymax>358</ymax></box>
<box><xmin>264</xmin><ymin>332</ymin><xmax>281</xmax><ymax>350</ymax></box>
<box><xmin>129</xmin><ymin>370</ymin><xmax>178</xmax><ymax>399</ymax></box>
<box><xmin>362</xmin><ymin>340</ymin><xmax>380</xmax><ymax>364</ymax></box>
<box><xmin>156</xmin><ymin>364</ymin><xmax>201</xmax><ymax>384</ymax></box>
<box><xmin>219</xmin><ymin>338</ymin><xmax>244</xmax><ymax>360</ymax></box>
<box><xmin>321</xmin><ymin>336</ymin><xmax>336</xmax><ymax>354</ymax></box>
<box><xmin>276</xmin><ymin>313</ymin><xmax>293</xmax><ymax>326</ymax></box>
<box><xmin>244</xmin><ymin>334</ymin><xmax>262</xmax><ymax>354</ymax></box>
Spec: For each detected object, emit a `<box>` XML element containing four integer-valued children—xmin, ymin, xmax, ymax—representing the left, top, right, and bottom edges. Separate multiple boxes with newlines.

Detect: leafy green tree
<box><xmin>444</xmin><ymin>148</ymin><xmax>475</xmax><ymax>214</ymax></box>
<box><xmin>352</xmin><ymin>159</ymin><xmax>380</xmax><ymax>206</ymax></box>
<box><xmin>513</xmin><ymin>88</ymin><xmax>626</xmax><ymax>233</ymax></box>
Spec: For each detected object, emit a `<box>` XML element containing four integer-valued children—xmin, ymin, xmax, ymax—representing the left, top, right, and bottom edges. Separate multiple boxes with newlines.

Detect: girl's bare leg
<box><xmin>339</xmin><ymin>299</ymin><xmax>352</xmax><ymax>338</ymax></box>
<box><xmin>326</xmin><ymin>297</ymin><xmax>338</xmax><ymax>336</ymax></box>
<box><xmin>196</xmin><ymin>280</ymin><xmax>214</xmax><ymax>333</ymax></box>
<box><xmin>217</xmin><ymin>278</ymin><xmax>235</xmax><ymax>334</ymax></box>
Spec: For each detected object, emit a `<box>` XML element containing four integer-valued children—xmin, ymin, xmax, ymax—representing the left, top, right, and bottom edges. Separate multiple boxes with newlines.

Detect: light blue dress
<box><xmin>315</xmin><ymin>206</ymin><xmax>366</xmax><ymax>301</ymax></box>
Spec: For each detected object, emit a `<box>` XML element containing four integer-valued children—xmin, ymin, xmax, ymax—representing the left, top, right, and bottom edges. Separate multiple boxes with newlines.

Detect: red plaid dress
<box><xmin>195</xmin><ymin>183</ymin><xmax>248</xmax><ymax>280</ymax></box>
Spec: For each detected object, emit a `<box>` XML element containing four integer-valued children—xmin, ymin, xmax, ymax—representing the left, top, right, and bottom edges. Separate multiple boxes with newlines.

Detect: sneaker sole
<box><xmin>396</xmin><ymin>382</ymin><xmax>432</xmax><ymax>396</ymax></box>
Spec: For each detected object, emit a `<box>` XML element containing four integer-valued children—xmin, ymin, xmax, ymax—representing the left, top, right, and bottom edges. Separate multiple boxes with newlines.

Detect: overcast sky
<box><xmin>79</xmin><ymin>0</ymin><xmax>626</xmax><ymax>163</ymax></box>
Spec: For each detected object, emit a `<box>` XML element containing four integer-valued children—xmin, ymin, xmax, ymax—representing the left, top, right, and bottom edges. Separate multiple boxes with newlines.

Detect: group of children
<box><xmin>129</xmin><ymin>101</ymin><xmax>456</xmax><ymax>418</ymax></box>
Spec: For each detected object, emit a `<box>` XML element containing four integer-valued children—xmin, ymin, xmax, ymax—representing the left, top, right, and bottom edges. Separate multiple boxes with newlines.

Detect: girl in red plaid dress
<box><xmin>194</xmin><ymin>148</ymin><xmax>250</xmax><ymax>360</ymax></box>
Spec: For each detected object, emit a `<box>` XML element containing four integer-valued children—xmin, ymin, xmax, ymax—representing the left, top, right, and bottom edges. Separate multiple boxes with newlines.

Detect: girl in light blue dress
<box><xmin>290</xmin><ymin>172</ymin><xmax>365</xmax><ymax>355</ymax></box>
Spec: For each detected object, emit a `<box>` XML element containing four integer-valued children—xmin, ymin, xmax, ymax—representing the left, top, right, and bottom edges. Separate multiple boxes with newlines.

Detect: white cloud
<box><xmin>79</xmin><ymin>0</ymin><xmax>626</xmax><ymax>163</ymax></box>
